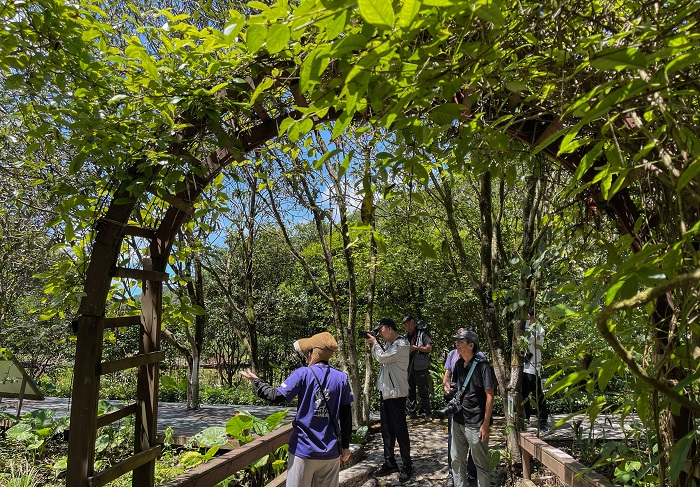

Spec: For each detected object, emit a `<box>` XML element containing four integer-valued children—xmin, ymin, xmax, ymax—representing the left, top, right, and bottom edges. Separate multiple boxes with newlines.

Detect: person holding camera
<box><xmin>441</xmin><ymin>329</ymin><xmax>497</xmax><ymax>487</ymax></box>
<box><xmin>240</xmin><ymin>331</ymin><xmax>353</xmax><ymax>487</ymax></box>
<box><xmin>365</xmin><ymin>317</ymin><xmax>413</xmax><ymax>483</ymax></box>
<box><xmin>402</xmin><ymin>315</ymin><xmax>433</xmax><ymax>420</ymax></box>
<box><xmin>522</xmin><ymin>308</ymin><xmax>549</xmax><ymax>432</ymax></box>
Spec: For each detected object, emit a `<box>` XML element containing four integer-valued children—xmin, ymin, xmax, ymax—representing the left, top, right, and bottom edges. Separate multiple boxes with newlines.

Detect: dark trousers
<box><xmin>522</xmin><ymin>372</ymin><xmax>549</xmax><ymax>423</ymax></box>
<box><xmin>380</xmin><ymin>396</ymin><xmax>411</xmax><ymax>468</ymax></box>
<box><xmin>447</xmin><ymin>416</ymin><xmax>477</xmax><ymax>477</ymax></box>
<box><xmin>407</xmin><ymin>367</ymin><xmax>432</xmax><ymax>414</ymax></box>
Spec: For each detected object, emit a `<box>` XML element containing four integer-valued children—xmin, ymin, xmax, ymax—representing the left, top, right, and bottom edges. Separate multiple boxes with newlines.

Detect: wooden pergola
<box><xmin>65</xmin><ymin>70</ymin><xmax>650</xmax><ymax>486</ymax></box>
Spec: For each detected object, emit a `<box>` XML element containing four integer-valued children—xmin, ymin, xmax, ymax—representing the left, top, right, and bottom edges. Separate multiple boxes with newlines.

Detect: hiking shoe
<box><xmin>375</xmin><ymin>463</ymin><xmax>400</xmax><ymax>477</ymax></box>
<box><xmin>399</xmin><ymin>465</ymin><xmax>413</xmax><ymax>483</ymax></box>
<box><xmin>442</xmin><ymin>472</ymin><xmax>454</xmax><ymax>487</ymax></box>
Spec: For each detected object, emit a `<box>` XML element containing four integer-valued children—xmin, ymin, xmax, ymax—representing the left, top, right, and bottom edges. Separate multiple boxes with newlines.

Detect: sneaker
<box><xmin>375</xmin><ymin>463</ymin><xmax>400</xmax><ymax>477</ymax></box>
<box><xmin>423</xmin><ymin>413</ymin><xmax>432</xmax><ymax>421</ymax></box>
<box><xmin>399</xmin><ymin>465</ymin><xmax>413</xmax><ymax>483</ymax></box>
<box><xmin>442</xmin><ymin>472</ymin><xmax>454</xmax><ymax>487</ymax></box>
<box><xmin>408</xmin><ymin>411</ymin><xmax>419</xmax><ymax>419</ymax></box>
<box><xmin>539</xmin><ymin>423</ymin><xmax>549</xmax><ymax>432</ymax></box>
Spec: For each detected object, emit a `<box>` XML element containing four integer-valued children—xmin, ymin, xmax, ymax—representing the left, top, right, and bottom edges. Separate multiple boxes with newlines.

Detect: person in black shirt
<box><xmin>402</xmin><ymin>315</ymin><xmax>433</xmax><ymax>419</ymax></box>
<box><xmin>449</xmin><ymin>329</ymin><xmax>497</xmax><ymax>487</ymax></box>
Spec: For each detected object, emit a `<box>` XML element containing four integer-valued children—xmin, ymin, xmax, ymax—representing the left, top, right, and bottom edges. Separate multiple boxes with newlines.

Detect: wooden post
<box><xmin>16</xmin><ymin>379</ymin><xmax>26</xmax><ymax>418</ymax></box>
<box><xmin>66</xmin><ymin>314</ymin><xmax>106</xmax><ymax>487</ymax></box>
<box><xmin>132</xmin><ymin>256</ymin><xmax>163</xmax><ymax>487</ymax></box>
<box><xmin>522</xmin><ymin>445</ymin><xmax>531</xmax><ymax>479</ymax></box>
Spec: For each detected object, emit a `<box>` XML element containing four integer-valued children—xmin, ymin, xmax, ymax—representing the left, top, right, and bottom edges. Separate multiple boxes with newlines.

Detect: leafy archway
<box><xmin>2</xmin><ymin>0</ymin><xmax>699</xmax><ymax>485</ymax></box>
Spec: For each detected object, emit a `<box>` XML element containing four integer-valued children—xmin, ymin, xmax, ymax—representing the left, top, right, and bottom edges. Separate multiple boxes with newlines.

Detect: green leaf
<box><xmin>263</xmin><ymin>410</ymin><xmax>289</xmax><ymax>431</ymax></box>
<box><xmin>223</xmin><ymin>12</ymin><xmax>245</xmax><ymax>41</ymax></box>
<box><xmin>506</xmin><ymin>80</ymin><xmax>528</xmax><ymax>92</ymax></box>
<box><xmin>665</xmin><ymin>49</ymin><xmax>700</xmax><ymax>74</ymax></box>
<box><xmin>429</xmin><ymin>104</ymin><xmax>462</xmax><ymax>125</ymax></box>
<box><xmin>417</xmin><ymin>239</ymin><xmax>437</xmax><ymax>259</ymax></box>
<box><xmin>246</xmin><ymin>24</ymin><xmax>268</xmax><ymax>53</ymax></box>
<box><xmin>423</xmin><ymin>0</ymin><xmax>453</xmax><ymax>5</ymax></box>
<box><xmin>677</xmin><ymin>157</ymin><xmax>700</xmax><ymax>193</ymax></box>
<box><xmin>193</xmin><ymin>427</ymin><xmax>228</xmax><ymax>447</ymax></box>
<box><xmin>358</xmin><ymin>0</ymin><xmax>394</xmax><ymax>29</ymax></box>
<box><xmin>669</xmin><ymin>430</ymin><xmax>695</xmax><ymax>483</ymax></box>
<box><xmin>475</xmin><ymin>3</ymin><xmax>504</xmax><ymax>27</ymax></box>
<box><xmin>266</xmin><ymin>24</ymin><xmax>290</xmax><ymax>54</ymax></box>
<box><xmin>338</xmin><ymin>151</ymin><xmax>352</xmax><ymax>178</ymax></box>
<box><xmin>590</xmin><ymin>47</ymin><xmax>648</xmax><ymax>71</ymax></box>
<box><xmin>397</xmin><ymin>0</ymin><xmax>421</xmax><ymax>28</ymax></box>
<box><xmin>226</xmin><ymin>413</ymin><xmax>254</xmax><ymax>437</ymax></box>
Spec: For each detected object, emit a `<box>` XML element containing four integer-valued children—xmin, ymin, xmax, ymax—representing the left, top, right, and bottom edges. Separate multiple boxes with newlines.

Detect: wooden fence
<box><xmin>160</xmin><ymin>423</ymin><xmax>293</xmax><ymax>487</ymax></box>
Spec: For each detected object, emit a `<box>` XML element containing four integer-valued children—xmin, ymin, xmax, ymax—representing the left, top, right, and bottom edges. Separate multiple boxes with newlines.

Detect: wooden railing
<box><xmin>161</xmin><ymin>423</ymin><xmax>293</xmax><ymax>487</ymax></box>
<box><xmin>519</xmin><ymin>432</ymin><xmax>612</xmax><ymax>487</ymax></box>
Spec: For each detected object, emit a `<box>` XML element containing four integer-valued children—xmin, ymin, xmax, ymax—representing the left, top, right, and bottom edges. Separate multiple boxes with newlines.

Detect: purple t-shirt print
<box><xmin>277</xmin><ymin>364</ymin><xmax>354</xmax><ymax>459</ymax></box>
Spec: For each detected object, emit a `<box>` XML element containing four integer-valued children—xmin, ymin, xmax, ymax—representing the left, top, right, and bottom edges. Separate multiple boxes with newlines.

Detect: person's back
<box><xmin>280</xmin><ymin>364</ymin><xmax>352</xmax><ymax>459</ymax></box>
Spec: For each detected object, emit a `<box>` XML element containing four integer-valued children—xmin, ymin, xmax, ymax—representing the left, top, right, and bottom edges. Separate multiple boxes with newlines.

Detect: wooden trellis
<box><xmin>65</xmin><ymin>73</ymin><xmax>646</xmax><ymax>486</ymax></box>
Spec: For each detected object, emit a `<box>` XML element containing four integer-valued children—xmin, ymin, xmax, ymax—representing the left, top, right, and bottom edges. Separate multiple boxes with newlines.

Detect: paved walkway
<box><xmin>0</xmin><ymin>397</ymin><xmax>296</xmax><ymax>441</ymax></box>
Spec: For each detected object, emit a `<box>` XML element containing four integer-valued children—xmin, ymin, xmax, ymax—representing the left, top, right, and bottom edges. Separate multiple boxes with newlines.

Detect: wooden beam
<box><xmin>98</xmin><ymin>351</ymin><xmax>165</xmax><ymax>376</ymax></box>
<box><xmin>104</xmin><ymin>315</ymin><xmax>142</xmax><ymax>329</ymax></box>
<box><xmin>87</xmin><ymin>445</ymin><xmax>162</xmax><ymax>487</ymax></box>
<box><xmin>519</xmin><ymin>432</ymin><xmax>612</xmax><ymax>486</ymax></box>
<box><xmin>147</xmin><ymin>189</ymin><xmax>195</xmax><ymax>216</ymax></box>
<box><xmin>96</xmin><ymin>403</ymin><xmax>138</xmax><ymax>429</ymax></box>
<box><xmin>112</xmin><ymin>267</ymin><xmax>169</xmax><ymax>282</ymax></box>
<box><xmin>161</xmin><ymin>424</ymin><xmax>293</xmax><ymax>487</ymax></box>
<box><xmin>122</xmin><ymin>225</ymin><xmax>157</xmax><ymax>239</ymax></box>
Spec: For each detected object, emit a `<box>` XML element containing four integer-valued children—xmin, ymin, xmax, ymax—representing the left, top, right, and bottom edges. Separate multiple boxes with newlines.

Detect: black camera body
<box><xmin>360</xmin><ymin>330</ymin><xmax>377</xmax><ymax>340</ymax></box>
<box><xmin>435</xmin><ymin>388</ymin><xmax>462</xmax><ymax>419</ymax></box>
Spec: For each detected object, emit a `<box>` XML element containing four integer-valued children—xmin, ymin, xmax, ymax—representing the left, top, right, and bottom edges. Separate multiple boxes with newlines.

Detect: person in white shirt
<box><xmin>522</xmin><ymin>309</ymin><xmax>549</xmax><ymax>432</ymax></box>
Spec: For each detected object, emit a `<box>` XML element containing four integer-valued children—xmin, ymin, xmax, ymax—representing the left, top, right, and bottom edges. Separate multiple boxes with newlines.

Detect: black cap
<box><xmin>453</xmin><ymin>329</ymin><xmax>479</xmax><ymax>349</ymax></box>
<box><xmin>374</xmin><ymin>317</ymin><xmax>397</xmax><ymax>332</ymax></box>
<box><xmin>402</xmin><ymin>315</ymin><xmax>414</xmax><ymax>323</ymax></box>
<box><xmin>529</xmin><ymin>308</ymin><xmax>535</xmax><ymax>315</ymax></box>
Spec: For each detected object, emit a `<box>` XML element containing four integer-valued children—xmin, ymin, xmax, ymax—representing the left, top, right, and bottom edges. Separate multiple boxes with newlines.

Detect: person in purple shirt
<box><xmin>241</xmin><ymin>331</ymin><xmax>354</xmax><ymax>487</ymax></box>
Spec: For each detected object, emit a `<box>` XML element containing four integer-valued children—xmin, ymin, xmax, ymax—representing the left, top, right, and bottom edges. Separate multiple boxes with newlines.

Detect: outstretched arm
<box><xmin>240</xmin><ymin>370</ymin><xmax>286</xmax><ymax>404</ymax></box>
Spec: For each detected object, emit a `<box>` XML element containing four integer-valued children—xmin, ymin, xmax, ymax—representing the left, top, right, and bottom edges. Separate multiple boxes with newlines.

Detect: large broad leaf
<box><xmin>266</xmin><ymin>24</ymin><xmax>290</xmax><ymax>54</ymax></box>
<box><xmin>590</xmin><ymin>47</ymin><xmax>648</xmax><ymax>71</ymax></box>
<box><xmin>226</xmin><ymin>412</ymin><xmax>254</xmax><ymax>438</ymax></box>
<box><xmin>193</xmin><ymin>426</ymin><xmax>228</xmax><ymax>447</ymax></box>
<box><xmin>6</xmin><ymin>423</ymin><xmax>35</xmax><ymax>442</ymax></box>
<box><xmin>264</xmin><ymin>409</ymin><xmax>289</xmax><ymax>432</ymax></box>
<box><xmin>358</xmin><ymin>0</ymin><xmax>394</xmax><ymax>30</ymax></box>
<box><xmin>246</xmin><ymin>24</ymin><xmax>268</xmax><ymax>53</ymax></box>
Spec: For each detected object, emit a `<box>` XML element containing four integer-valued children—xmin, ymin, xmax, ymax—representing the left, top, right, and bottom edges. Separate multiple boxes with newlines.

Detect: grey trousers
<box><xmin>287</xmin><ymin>453</ymin><xmax>340</xmax><ymax>487</ymax></box>
<box><xmin>450</xmin><ymin>422</ymin><xmax>490</xmax><ymax>487</ymax></box>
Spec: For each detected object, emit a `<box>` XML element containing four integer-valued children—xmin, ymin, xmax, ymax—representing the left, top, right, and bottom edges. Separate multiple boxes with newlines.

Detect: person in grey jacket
<box><xmin>366</xmin><ymin>317</ymin><xmax>413</xmax><ymax>483</ymax></box>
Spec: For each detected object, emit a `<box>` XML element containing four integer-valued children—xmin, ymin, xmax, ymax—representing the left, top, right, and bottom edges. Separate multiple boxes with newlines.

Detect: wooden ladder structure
<box><xmin>65</xmin><ymin>77</ymin><xmax>314</xmax><ymax>487</ymax></box>
<box><xmin>68</xmin><ymin>222</ymin><xmax>169</xmax><ymax>487</ymax></box>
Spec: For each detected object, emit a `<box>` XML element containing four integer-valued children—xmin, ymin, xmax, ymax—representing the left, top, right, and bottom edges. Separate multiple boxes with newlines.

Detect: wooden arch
<box><xmin>66</xmin><ymin>75</ymin><xmax>645</xmax><ymax>487</ymax></box>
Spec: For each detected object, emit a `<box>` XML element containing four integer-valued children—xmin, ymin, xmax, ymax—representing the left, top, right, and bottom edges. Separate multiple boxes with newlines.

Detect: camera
<box><xmin>435</xmin><ymin>389</ymin><xmax>462</xmax><ymax>419</ymax></box>
<box><xmin>360</xmin><ymin>330</ymin><xmax>377</xmax><ymax>340</ymax></box>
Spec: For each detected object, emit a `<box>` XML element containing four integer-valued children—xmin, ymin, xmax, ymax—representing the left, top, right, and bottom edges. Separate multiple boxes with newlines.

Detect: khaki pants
<box><xmin>287</xmin><ymin>453</ymin><xmax>340</xmax><ymax>487</ymax></box>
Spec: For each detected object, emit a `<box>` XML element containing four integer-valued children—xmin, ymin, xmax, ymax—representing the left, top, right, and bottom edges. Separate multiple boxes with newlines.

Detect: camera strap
<box><xmin>308</xmin><ymin>365</ymin><xmax>342</xmax><ymax>455</ymax></box>
<box><xmin>459</xmin><ymin>357</ymin><xmax>480</xmax><ymax>393</ymax></box>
